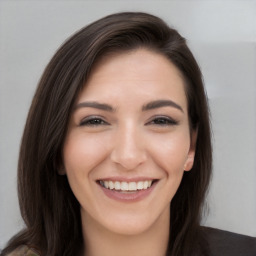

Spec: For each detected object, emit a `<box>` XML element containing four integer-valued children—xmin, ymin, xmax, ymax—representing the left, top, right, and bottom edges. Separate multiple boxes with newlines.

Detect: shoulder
<box><xmin>5</xmin><ymin>245</ymin><xmax>40</xmax><ymax>256</ymax></box>
<box><xmin>202</xmin><ymin>226</ymin><xmax>256</xmax><ymax>256</ymax></box>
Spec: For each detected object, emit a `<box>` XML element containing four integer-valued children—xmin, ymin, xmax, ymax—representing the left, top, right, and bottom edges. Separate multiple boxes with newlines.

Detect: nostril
<box><xmin>110</xmin><ymin>130</ymin><xmax>147</xmax><ymax>169</ymax></box>
<box><xmin>110</xmin><ymin>150</ymin><xmax>147</xmax><ymax>170</ymax></box>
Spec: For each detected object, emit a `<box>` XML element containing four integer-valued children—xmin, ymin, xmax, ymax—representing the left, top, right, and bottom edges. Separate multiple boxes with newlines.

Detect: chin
<box><xmin>103</xmin><ymin>217</ymin><xmax>155</xmax><ymax>236</ymax></box>
<box><xmin>97</xmin><ymin>206</ymin><xmax>169</xmax><ymax>237</ymax></box>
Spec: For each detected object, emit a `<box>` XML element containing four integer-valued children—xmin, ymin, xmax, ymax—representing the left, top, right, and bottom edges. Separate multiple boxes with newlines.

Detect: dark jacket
<box><xmin>5</xmin><ymin>227</ymin><xmax>256</xmax><ymax>256</ymax></box>
<box><xmin>205</xmin><ymin>227</ymin><xmax>256</xmax><ymax>256</ymax></box>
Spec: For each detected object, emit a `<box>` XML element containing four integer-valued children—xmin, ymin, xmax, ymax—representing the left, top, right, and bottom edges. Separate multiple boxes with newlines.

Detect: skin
<box><xmin>62</xmin><ymin>48</ymin><xmax>197</xmax><ymax>256</ymax></box>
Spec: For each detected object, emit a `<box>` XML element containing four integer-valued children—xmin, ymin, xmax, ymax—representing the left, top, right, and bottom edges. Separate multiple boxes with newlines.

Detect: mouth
<box><xmin>97</xmin><ymin>180</ymin><xmax>157</xmax><ymax>193</ymax></box>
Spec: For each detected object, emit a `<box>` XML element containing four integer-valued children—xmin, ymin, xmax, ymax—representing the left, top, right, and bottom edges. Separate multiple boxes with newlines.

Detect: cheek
<box><xmin>62</xmin><ymin>132</ymin><xmax>112</xmax><ymax>212</ymax></box>
<box><xmin>63</xmin><ymin>132</ymin><xmax>110</xmax><ymax>175</ymax></box>
<box><xmin>147</xmin><ymin>133</ymin><xmax>190</xmax><ymax>205</ymax></box>
<box><xmin>147</xmin><ymin>131</ymin><xmax>191</xmax><ymax>175</ymax></box>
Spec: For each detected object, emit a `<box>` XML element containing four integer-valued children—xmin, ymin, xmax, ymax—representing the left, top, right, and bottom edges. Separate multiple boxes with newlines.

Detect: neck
<box><xmin>81</xmin><ymin>208</ymin><xmax>170</xmax><ymax>256</ymax></box>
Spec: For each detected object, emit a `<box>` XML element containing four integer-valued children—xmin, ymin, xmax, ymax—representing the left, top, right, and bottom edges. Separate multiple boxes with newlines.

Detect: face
<box><xmin>63</xmin><ymin>49</ymin><xmax>196</xmax><ymax>236</ymax></box>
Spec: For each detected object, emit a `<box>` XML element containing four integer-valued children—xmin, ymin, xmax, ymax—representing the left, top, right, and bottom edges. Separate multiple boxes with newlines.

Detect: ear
<box><xmin>55</xmin><ymin>159</ymin><xmax>66</xmax><ymax>175</ymax></box>
<box><xmin>58</xmin><ymin>167</ymin><xmax>66</xmax><ymax>175</ymax></box>
<box><xmin>184</xmin><ymin>129</ymin><xmax>198</xmax><ymax>172</ymax></box>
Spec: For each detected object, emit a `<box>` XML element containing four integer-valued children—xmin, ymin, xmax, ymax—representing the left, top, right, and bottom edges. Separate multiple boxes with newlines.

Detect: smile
<box><xmin>99</xmin><ymin>180</ymin><xmax>154</xmax><ymax>192</ymax></box>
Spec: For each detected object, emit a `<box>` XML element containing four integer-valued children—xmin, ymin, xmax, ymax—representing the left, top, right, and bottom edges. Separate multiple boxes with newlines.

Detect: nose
<box><xmin>110</xmin><ymin>123</ymin><xmax>147</xmax><ymax>170</ymax></box>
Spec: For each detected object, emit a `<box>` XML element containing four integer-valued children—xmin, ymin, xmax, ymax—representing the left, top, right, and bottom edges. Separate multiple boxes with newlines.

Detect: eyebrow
<box><xmin>74</xmin><ymin>99</ymin><xmax>183</xmax><ymax>113</ymax></box>
<box><xmin>74</xmin><ymin>101</ymin><xmax>115</xmax><ymax>112</ymax></box>
<box><xmin>142</xmin><ymin>99</ymin><xmax>184</xmax><ymax>112</ymax></box>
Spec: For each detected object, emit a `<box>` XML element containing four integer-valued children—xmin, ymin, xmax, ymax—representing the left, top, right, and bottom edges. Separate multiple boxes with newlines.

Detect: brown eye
<box><xmin>80</xmin><ymin>116</ymin><xmax>109</xmax><ymax>126</ymax></box>
<box><xmin>146</xmin><ymin>116</ymin><xmax>178</xmax><ymax>126</ymax></box>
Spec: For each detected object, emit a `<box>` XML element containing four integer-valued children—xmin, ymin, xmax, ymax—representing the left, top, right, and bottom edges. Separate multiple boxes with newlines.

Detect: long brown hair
<box><xmin>1</xmin><ymin>12</ymin><xmax>212</xmax><ymax>256</ymax></box>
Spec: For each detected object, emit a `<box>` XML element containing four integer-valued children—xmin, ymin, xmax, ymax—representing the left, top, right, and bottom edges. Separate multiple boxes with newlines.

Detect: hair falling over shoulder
<box><xmin>1</xmin><ymin>12</ymin><xmax>212</xmax><ymax>256</ymax></box>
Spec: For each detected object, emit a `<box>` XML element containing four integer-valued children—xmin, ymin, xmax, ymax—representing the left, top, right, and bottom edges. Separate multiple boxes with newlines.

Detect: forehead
<box><xmin>89</xmin><ymin>48</ymin><xmax>184</xmax><ymax>83</ymax></box>
<box><xmin>78</xmin><ymin>49</ymin><xmax>187</xmax><ymax>109</ymax></box>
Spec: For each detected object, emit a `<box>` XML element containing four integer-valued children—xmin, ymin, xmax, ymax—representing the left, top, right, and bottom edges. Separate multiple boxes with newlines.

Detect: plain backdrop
<box><xmin>0</xmin><ymin>0</ymin><xmax>256</xmax><ymax>249</ymax></box>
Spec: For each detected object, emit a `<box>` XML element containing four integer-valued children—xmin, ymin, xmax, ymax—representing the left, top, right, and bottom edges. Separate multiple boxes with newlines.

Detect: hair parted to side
<box><xmin>1</xmin><ymin>12</ymin><xmax>212</xmax><ymax>256</ymax></box>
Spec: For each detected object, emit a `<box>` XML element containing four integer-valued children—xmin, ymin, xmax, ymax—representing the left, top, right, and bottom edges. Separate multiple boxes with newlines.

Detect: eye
<box><xmin>146</xmin><ymin>116</ymin><xmax>178</xmax><ymax>126</ymax></box>
<box><xmin>79</xmin><ymin>116</ymin><xmax>109</xmax><ymax>126</ymax></box>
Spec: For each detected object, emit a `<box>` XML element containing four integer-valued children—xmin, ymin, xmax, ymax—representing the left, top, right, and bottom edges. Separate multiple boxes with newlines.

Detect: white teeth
<box><xmin>128</xmin><ymin>182</ymin><xmax>137</xmax><ymax>191</ymax></box>
<box><xmin>104</xmin><ymin>181</ymin><xmax>109</xmax><ymax>188</ymax></box>
<box><xmin>121</xmin><ymin>182</ymin><xmax>129</xmax><ymax>191</ymax></box>
<box><xmin>100</xmin><ymin>180</ymin><xmax>154</xmax><ymax>191</ymax></box>
<box><xmin>114</xmin><ymin>181</ymin><xmax>121</xmax><ymax>190</ymax></box>
<box><xmin>137</xmin><ymin>181</ymin><xmax>144</xmax><ymax>190</ymax></box>
<box><xmin>143</xmin><ymin>181</ymin><xmax>149</xmax><ymax>189</ymax></box>
<box><xmin>109</xmin><ymin>181</ymin><xmax>114</xmax><ymax>190</ymax></box>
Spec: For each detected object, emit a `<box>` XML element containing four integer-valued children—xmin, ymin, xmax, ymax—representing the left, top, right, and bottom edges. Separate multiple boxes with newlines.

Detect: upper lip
<box><xmin>97</xmin><ymin>176</ymin><xmax>158</xmax><ymax>182</ymax></box>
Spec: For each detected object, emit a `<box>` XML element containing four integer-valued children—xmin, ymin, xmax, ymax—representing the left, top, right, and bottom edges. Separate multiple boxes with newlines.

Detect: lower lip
<box><xmin>98</xmin><ymin>181</ymin><xmax>157</xmax><ymax>202</ymax></box>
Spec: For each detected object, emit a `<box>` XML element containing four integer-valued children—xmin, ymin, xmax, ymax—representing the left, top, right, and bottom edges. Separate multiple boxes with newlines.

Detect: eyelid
<box><xmin>79</xmin><ymin>115</ymin><xmax>109</xmax><ymax>126</ymax></box>
<box><xmin>145</xmin><ymin>115</ymin><xmax>179</xmax><ymax>126</ymax></box>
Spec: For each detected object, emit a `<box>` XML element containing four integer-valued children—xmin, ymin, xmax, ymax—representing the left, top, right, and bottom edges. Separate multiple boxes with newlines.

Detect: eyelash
<box><xmin>79</xmin><ymin>115</ymin><xmax>178</xmax><ymax>127</ymax></box>
<box><xmin>79</xmin><ymin>116</ymin><xmax>109</xmax><ymax>126</ymax></box>
<box><xmin>146</xmin><ymin>116</ymin><xmax>178</xmax><ymax>126</ymax></box>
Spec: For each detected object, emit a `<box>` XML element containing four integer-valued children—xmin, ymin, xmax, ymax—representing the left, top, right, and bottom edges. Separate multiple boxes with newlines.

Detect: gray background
<box><xmin>1</xmin><ymin>0</ymin><xmax>256</xmax><ymax>248</ymax></box>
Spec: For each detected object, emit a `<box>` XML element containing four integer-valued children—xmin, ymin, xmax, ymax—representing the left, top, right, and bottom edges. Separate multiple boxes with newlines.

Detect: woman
<box><xmin>1</xmin><ymin>12</ymin><xmax>255</xmax><ymax>256</ymax></box>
